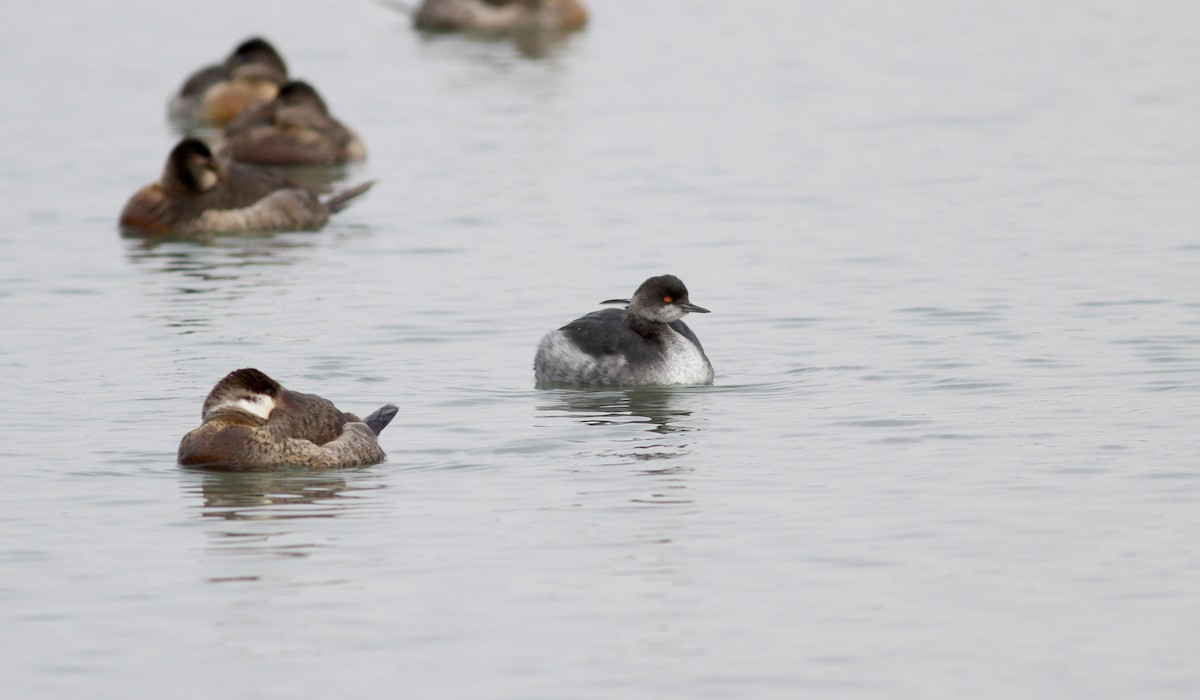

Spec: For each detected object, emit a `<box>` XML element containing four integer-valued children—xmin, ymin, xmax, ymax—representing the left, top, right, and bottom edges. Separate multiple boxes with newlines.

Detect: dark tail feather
<box><xmin>326</xmin><ymin>180</ymin><xmax>376</xmax><ymax>213</ymax></box>
<box><xmin>362</xmin><ymin>403</ymin><xmax>399</xmax><ymax>435</ymax></box>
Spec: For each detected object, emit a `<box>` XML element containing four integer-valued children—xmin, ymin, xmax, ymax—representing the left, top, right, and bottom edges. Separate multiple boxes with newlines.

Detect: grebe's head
<box><xmin>605</xmin><ymin>274</ymin><xmax>710</xmax><ymax>324</ymax></box>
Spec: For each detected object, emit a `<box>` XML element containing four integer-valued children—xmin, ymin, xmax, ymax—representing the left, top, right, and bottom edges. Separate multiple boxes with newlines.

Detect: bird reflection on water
<box><xmin>539</xmin><ymin>387</ymin><xmax>699</xmax><ymax>433</ymax></box>
<box><xmin>415</xmin><ymin>23</ymin><xmax>582</xmax><ymax>60</ymax></box>
<box><xmin>121</xmin><ymin>228</ymin><xmax>319</xmax><ymax>333</ymax></box>
<box><xmin>186</xmin><ymin>468</ymin><xmax>383</xmax><ymax>522</ymax></box>
<box><xmin>180</xmin><ymin>469</ymin><xmax>384</xmax><ymax>567</ymax></box>
<box><xmin>536</xmin><ymin>387</ymin><xmax>708</xmax><ymax>472</ymax></box>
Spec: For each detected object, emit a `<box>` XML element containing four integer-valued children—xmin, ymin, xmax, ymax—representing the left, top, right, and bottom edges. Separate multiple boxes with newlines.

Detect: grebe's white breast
<box><xmin>654</xmin><ymin>325</ymin><xmax>714</xmax><ymax>385</ymax></box>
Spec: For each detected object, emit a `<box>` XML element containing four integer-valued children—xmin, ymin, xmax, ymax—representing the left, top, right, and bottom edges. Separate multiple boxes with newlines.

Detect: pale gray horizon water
<box><xmin>2</xmin><ymin>1</ymin><xmax>1200</xmax><ymax>698</ymax></box>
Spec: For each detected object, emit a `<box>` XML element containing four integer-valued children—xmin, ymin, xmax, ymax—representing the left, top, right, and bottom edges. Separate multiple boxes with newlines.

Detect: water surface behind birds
<box><xmin>2</xmin><ymin>1</ymin><xmax>1200</xmax><ymax>698</ymax></box>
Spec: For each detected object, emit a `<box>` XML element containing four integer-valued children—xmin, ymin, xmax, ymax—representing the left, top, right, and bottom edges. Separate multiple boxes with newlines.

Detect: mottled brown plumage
<box><xmin>178</xmin><ymin>369</ymin><xmax>397</xmax><ymax>471</ymax></box>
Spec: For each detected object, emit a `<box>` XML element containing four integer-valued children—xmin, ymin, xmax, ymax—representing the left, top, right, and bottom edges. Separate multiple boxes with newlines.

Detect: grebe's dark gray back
<box><xmin>534</xmin><ymin>275</ymin><xmax>714</xmax><ymax>387</ymax></box>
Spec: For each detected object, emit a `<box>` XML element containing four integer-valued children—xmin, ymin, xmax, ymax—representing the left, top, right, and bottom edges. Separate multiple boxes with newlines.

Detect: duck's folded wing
<box><xmin>277</xmin><ymin>422</ymin><xmax>387</xmax><ymax>469</ymax></box>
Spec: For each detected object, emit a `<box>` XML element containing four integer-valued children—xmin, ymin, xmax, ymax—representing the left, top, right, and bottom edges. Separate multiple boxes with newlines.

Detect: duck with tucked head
<box><xmin>178</xmin><ymin>369</ymin><xmax>398</xmax><ymax>470</ymax></box>
<box><xmin>534</xmin><ymin>275</ymin><xmax>714</xmax><ymax>387</ymax></box>
<box><xmin>217</xmin><ymin>80</ymin><xmax>366</xmax><ymax>166</ymax></box>
<box><xmin>119</xmin><ymin>138</ymin><xmax>373</xmax><ymax>235</ymax></box>
<box><xmin>414</xmin><ymin>0</ymin><xmax>588</xmax><ymax>33</ymax></box>
<box><xmin>169</xmin><ymin>37</ymin><xmax>289</xmax><ymax>125</ymax></box>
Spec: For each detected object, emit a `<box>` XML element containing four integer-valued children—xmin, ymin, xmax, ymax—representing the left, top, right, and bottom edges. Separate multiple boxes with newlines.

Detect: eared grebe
<box><xmin>217</xmin><ymin>80</ymin><xmax>366</xmax><ymax>166</ymax></box>
<box><xmin>168</xmin><ymin>37</ymin><xmax>289</xmax><ymax>125</ymax></box>
<box><xmin>534</xmin><ymin>275</ymin><xmax>714</xmax><ymax>387</ymax></box>
<box><xmin>414</xmin><ymin>0</ymin><xmax>588</xmax><ymax>33</ymax></box>
<box><xmin>119</xmin><ymin>138</ymin><xmax>373</xmax><ymax>235</ymax></box>
<box><xmin>178</xmin><ymin>368</ymin><xmax>398</xmax><ymax>470</ymax></box>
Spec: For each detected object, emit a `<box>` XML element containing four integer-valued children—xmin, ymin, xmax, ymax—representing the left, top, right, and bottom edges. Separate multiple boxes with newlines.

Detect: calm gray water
<box><xmin>2</xmin><ymin>0</ymin><xmax>1200</xmax><ymax>697</ymax></box>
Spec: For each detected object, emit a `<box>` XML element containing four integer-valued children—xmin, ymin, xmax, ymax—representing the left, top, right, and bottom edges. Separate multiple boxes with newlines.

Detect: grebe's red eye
<box><xmin>663</xmin><ymin>296</ymin><xmax>673</xmax><ymax>303</ymax></box>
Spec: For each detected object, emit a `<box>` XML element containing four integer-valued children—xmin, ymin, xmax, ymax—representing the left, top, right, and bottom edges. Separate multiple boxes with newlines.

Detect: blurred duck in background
<box><xmin>217</xmin><ymin>81</ymin><xmax>366</xmax><ymax>166</ymax></box>
<box><xmin>413</xmin><ymin>0</ymin><xmax>588</xmax><ymax>33</ymax></box>
<box><xmin>168</xmin><ymin>37</ymin><xmax>290</xmax><ymax>125</ymax></box>
<box><xmin>119</xmin><ymin>138</ymin><xmax>373</xmax><ymax>235</ymax></box>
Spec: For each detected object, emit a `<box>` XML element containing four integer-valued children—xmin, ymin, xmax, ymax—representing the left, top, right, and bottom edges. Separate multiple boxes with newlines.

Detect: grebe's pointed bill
<box><xmin>680</xmin><ymin>301</ymin><xmax>710</xmax><ymax>313</ymax></box>
<box><xmin>600</xmin><ymin>298</ymin><xmax>631</xmax><ymax>306</ymax></box>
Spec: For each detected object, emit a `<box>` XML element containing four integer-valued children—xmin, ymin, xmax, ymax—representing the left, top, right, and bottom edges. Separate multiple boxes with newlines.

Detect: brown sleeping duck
<box><xmin>178</xmin><ymin>368</ymin><xmax>398</xmax><ymax>470</ymax></box>
<box><xmin>119</xmin><ymin>138</ymin><xmax>373</xmax><ymax>235</ymax></box>
<box><xmin>168</xmin><ymin>37</ymin><xmax>289</xmax><ymax>125</ymax></box>
<box><xmin>217</xmin><ymin>81</ymin><xmax>366</xmax><ymax>166</ymax></box>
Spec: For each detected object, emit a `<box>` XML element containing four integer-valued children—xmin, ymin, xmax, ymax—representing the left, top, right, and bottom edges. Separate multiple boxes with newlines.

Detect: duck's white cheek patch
<box><xmin>235</xmin><ymin>395</ymin><xmax>276</xmax><ymax>419</ymax></box>
<box><xmin>198</xmin><ymin>169</ymin><xmax>219</xmax><ymax>191</ymax></box>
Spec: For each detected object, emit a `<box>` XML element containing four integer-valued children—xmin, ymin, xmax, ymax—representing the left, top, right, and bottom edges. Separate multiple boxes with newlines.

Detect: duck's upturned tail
<box><xmin>362</xmin><ymin>403</ymin><xmax>399</xmax><ymax>435</ymax></box>
<box><xmin>326</xmin><ymin>180</ymin><xmax>376</xmax><ymax>213</ymax></box>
